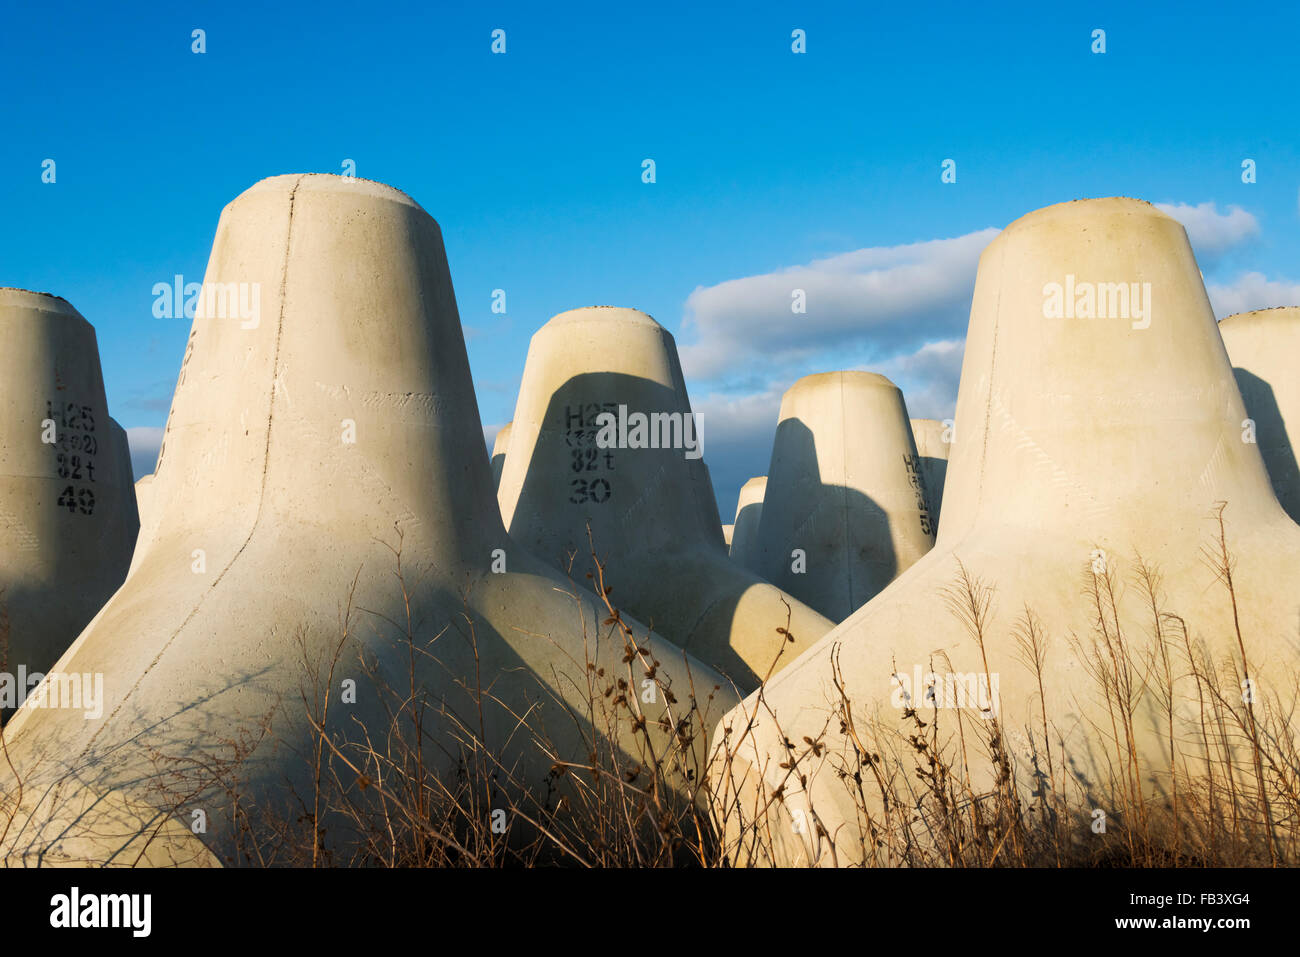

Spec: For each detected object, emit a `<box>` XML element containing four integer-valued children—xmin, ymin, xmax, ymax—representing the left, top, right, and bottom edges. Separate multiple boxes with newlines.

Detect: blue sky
<box><xmin>3</xmin><ymin>0</ymin><xmax>1298</xmax><ymax>515</ymax></box>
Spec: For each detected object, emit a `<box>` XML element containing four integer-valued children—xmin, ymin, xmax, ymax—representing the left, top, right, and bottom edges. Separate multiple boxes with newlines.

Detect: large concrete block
<box><xmin>0</xmin><ymin>177</ymin><xmax>736</xmax><ymax>866</ymax></box>
<box><xmin>0</xmin><ymin>289</ymin><xmax>138</xmax><ymax>695</ymax></box>
<box><xmin>124</xmin><ymin>473</ymin><xmax>156</xmax><ymax>578</ymax></box>
<box><xmin>713</xmin><ymin>198</ymin><xmax>1300</xmax><ymax>865</ymax></box>
<box><xmin>1219</xmin><ymin>307</ymin><xmax>1300</xmax><ymax>525</ymax></box>
<box><xmin>727</xmin><ymin>476</ymin><xmax>766</xmax><ymax>571</ymax></box>
<box><xmin>751</xmin><ymin>372</ymin><xmax>935</xmax><ymax>622</ymax></box>
<box><xmin>133</xmin><ymin>474</ymin><xmax>155</xmax><ymax>535</ymax></box>
<box><xmin>490</xmin><ymin>421</ymin><xmax>512</xmax><ymax>490</ymax></box>
<box><xmin>909</xmin><ymin>417</ymin><xmax>950</xmax><ymax>527</ymax></box>
<box><xmin>498</xmin><ymin>307</ymin><xmax>834</xmax><ymax>691</ymax></box>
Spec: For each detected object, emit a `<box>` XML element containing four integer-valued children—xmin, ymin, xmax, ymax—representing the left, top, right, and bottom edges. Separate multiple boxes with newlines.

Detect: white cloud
<box><xmin>1206</xmin><ymin>272</ymin><xmax>1300</xmax><ymax>318</ymax></box>
<box><xmin>865</xmin><ymin>338</ymin><xmax>965</xmax><ymax>420</ymax></box>
<box><xmin>678</xmin><ymin>229</ymin><xmax>998</xmax><ymax>382</ymax></box>
<box><xmin>125</xmin><ymin>426</ymin><xmax>164</xmax><ymax>481</ymax></box>
<box><xmin>1153</xmin><ymin>201</ymin><xmax>1259</xmax><ymax>265</ymax></box>
<box><xmin>678</xmin><ymin>230</ymin><xmax>993</xmax><ymax>508</ymax></box>
<box><xmin>691</xmin><ymin>384</ymin><xmax>786</xmax><ymax>517</ymax></box>
<box><xmin>682</xmin><ymin>202</ymin><xmax>1263</xmax><ymax>508</ymax></box>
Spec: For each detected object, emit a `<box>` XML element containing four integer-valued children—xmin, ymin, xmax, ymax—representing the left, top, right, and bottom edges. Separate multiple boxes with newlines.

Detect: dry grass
<box><xmin>2</xmin><ymin>509</ymin><xmax>1298</xmax><ymax>867</ymax></box>
<box><xmin>712</xmin><ymin>504</ymin><xmax>1300</xmax><ymax>867</ymax></box>
<box><xmin>194</xmin><ymin>529</ymin><xmax>734</xmax><ymax>867</ymax></box>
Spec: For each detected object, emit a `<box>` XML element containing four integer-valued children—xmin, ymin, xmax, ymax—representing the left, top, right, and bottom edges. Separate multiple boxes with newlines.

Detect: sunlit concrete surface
<box><xmin>713</xmin><ymin>198</ymin><xmax>1300</xmax><ymax>866</ymax></box>
<box><xmin>498</xmin><ymin>307</ymin><xmax>834</xmax><ymax>691</ymax></box>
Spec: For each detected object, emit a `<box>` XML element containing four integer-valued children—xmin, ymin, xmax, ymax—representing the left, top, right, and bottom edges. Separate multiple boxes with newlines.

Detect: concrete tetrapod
<box><xmin>108</xmin><ymin>419</ymin><xmax>139</xmax><ymax>535</ymax></box>
<box><xmin>497</xmin><ymin>308</ymin><xmax>835</xmax><ymax>692</ymax></box>
<box><xmin>697</xmin><ymin>461</ymin><xmax>727</xmax><ymax>547</ymax></box>
<box><xmin>727</xmin><ymin>476</ymin><xmax>767</xmax><ymax>571</ymax></box>
<box><xmin>752</xmin><ymin>372</ymin><xmax>935</xmax><ymax>623</ymax></box>
<box><xmin>712</xmin><ymin>198</ymin><xmax>1300</xmax><ymax>866</ymax></box>
<box><xmin>125</xmin><ymin>474</ymin><xmax>156</xmax><ymax>577</ymax></box>
<box><xmin>1219</xmin><ymin>307</ymin><xmax>1300</xmax><ymax>525</ymax></box>
<box><xmin>0</xmin><ymin>289</ymin><xmax>139</xmax><ymax>705</ymax></box>
<box><xmin>134</xmin><ymin>474</ymin><xmax>155</xmax><ymax>535</ymax></box>
<box><xmin>0</xmin><ymin>176</ymin><xmax>737</xmax><ymax>867</ymax></box>
<box><xmin>909</xmin><ymin>417</ymin><xmax>950</xmax><ymax>527</ymax></box>
<box><xmin>490</xmin><ymin>421</ymin><xmax>513</xmax><ymax>490</ymax></box>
